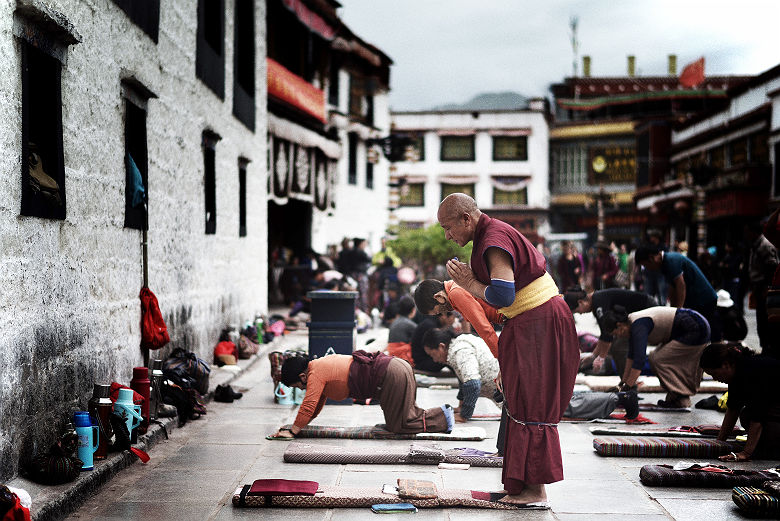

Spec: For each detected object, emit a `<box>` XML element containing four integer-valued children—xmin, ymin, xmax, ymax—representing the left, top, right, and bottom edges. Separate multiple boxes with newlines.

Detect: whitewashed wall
<box><xmin>0</xmin><ymin>0</ymin><xmax>267</xmax><ymax>480</ymax></box>
<box><xmin>311</xmin><ymin>84</ymin><xmax>391</xmax><ymax>255</ymax></box>
<box><xmin>390</xmin><ymin>109</ymin><xmax>550</xmax><ymax>230</ymax></box>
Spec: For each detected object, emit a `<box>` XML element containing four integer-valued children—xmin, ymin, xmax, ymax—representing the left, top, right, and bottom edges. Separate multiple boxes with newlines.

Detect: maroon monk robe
<box><xmin>471</xmin><ymin>214</ymin><xmax>579</xmax><ymax>487</ymax></box>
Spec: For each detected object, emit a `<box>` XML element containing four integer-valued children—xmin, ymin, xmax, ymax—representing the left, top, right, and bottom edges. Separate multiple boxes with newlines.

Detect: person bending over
<box><xmin>564</xmin><ymin>287</ymin><xmax>656</xmax><ymax>376</ymax></box>
<box><xmin>699</xmin><ymin>342</ymin><xmax>780</xmax><ymax>461</ymax></box>
<box><xmin>272</xmin><ymin>351</ymin><xmax>453</xmax><ymax>438</ymax></box>
<box><xmin>423</xmin><ymin>328</ymin><xmax>500</xmax><ymax>422</ymax></box>
<box><xmin>423</xmin><ymin>327</ymin><xmax>637</xmax><ymax>423</ymax></box>
<box><xmin>607</xmin><ymin>305</ymin><xmax>710</xmax><ymax>408</ymax></box>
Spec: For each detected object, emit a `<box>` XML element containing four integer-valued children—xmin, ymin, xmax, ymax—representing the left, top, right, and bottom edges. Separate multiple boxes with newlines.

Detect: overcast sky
<box><xmin>336</xmin><ymin>0</ymin><xmax>780</xmax><ymax>111</ymax></box>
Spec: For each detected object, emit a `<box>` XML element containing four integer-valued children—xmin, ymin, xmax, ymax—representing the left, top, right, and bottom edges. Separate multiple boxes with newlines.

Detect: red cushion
<box><xmin>248</xmin><ymin>479</ymin><xmax>319</xmax><ymax>496</ymax></box>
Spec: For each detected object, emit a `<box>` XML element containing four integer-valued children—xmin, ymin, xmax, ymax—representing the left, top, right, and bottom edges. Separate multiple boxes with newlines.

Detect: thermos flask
<box><xmin>87</xmin><ymin>383</ymin><xmax>113</xmax><ymax>460</ymax></box>
<box><xmin>73</xmin><ymin>411</ymin><xmax>99</xmax><ymax>470</ymax></box>
<box><xmin>130</xmin><ymin>367</ymin><xmax>151</xmax><ymax>434</ymax></box>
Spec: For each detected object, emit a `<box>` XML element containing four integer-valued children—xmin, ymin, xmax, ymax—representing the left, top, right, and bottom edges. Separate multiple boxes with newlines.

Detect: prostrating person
<box><xmin>564</xmin><ymin>287</ymin><xmax>656</xmax><ymax>376</ymax></box>
<box><xmin>606</xmin><ymin>305</ymin><xmax>710</xmax><ymax>408</ymax></box>
<box><xmin>271</xmin><ymin>351</ymin><xmax>453</xmax><ymax>438</ymax></box>
<box><xmin>699</xmin><ymin>342</ymin><xmax>780</xmax><ymax>461</ymax></box>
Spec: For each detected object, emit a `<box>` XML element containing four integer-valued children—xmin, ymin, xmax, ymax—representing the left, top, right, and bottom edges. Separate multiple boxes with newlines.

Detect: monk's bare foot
<box><xmin>499</xmin><ymin>484</ymin><xmax>547</xmax><ymax>505</ymax></box>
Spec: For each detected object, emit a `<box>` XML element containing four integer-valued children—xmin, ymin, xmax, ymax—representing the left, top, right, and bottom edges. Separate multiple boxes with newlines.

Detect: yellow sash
<box><xmin>498</xmin><ymin>271</ymin><xmax>560</xmax><ymax>319</ymax></box>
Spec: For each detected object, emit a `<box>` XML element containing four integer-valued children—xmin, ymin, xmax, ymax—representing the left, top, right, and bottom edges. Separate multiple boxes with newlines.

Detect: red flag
<box><xmin>680</xmin><ymin>57</ymin><xmax>705</xmax><ymax>88</ymax></box>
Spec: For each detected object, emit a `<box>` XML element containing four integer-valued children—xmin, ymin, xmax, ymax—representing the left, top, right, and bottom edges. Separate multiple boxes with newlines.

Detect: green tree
<box><xmin>388</xmin><ymin>224</ymin><xmax>472</xmax><ymax>278</ymax></box>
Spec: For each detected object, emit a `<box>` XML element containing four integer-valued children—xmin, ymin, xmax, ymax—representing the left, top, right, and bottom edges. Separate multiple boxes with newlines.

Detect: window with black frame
<box><xmin>232</xmin><ymin>0</ymin><xmax>254</xmax><ymax>130</ymax></box>
<box><xmin>492</xmin><ymin>135</ymin><xmax>528</xmax><ymax>161</ymax></box>
<box><xmin>366</xmin><ymin>160</ymin><xmax>374</xmax><ymax>189</ymax></box>
<box><xmin>348</xmin><ymin>132</ymin><xmax>358</xmax><ymax>185</ymax></box>
<box><xmin>111</xmin><ymin>0</ymin><xmax>160</xmax><ymax>42</ymax></box>
<box><xmin>398</xmin><ymin>182</ymin><xmax>424</xmax><ymax>207</ymax></box>
<box><xmin>124</xmin><ymin>100</ymin><xmax>148</xmax><ymax>230</ymax></box>
<box><xmin>406</xmin><ymin>134</ymin><xmax>425</xmax><ymax>161</ymax></box>
<box><xmin>238</xmin><ymin>158</ymin><xmax>248</xmax><ymax>237</ymax></box>
<box><xmin>20</xmin><ymin>42</ymin><xmax>65</xmax><ymax>220</ymax></box>
<box><xmin>441</xmin><ymin>182</ymin><xmax>474</xmax><ymax>200</ymax></box>
<box><xmin>203</xmin><ymin>130</ymin><xmax>221</xmax><ymax>234</ymax></box>
<box><xmin>440</xmin><ymin>135</ymin><xmax>475</xmax><ymax>161</ymax></box>
<box><xmin>196</xmin><ymin>0</ymin><xmax>225</xmax><ymax>99</ymax></box>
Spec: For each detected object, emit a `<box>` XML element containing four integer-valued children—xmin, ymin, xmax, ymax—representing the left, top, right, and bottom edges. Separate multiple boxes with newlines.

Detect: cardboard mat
<box><xmin>268</xmin><ymin>425</ymin><xmax>487</xmax><ymax>441</ymax></box>
<box><xmin>283</xmin><ymin>442</ymin><xmax>502</xmax><ymax>467</ymax></box>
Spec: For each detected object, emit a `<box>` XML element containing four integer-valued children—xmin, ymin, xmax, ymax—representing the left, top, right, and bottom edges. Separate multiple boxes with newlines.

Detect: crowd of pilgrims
<box><xmin>275</xmin><ymin>208</ymin><xmax>780</xmax><ymax>463</ymax></box>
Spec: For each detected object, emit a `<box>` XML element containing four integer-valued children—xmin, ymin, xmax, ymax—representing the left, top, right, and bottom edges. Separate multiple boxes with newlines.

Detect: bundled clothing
<box><xmin>292</xmin><ymin>352</ymin><xmax>447</xmax><ymax>434</ymax></box>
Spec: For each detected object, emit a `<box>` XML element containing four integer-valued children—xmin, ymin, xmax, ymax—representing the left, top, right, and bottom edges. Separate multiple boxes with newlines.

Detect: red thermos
<box><xmin>130</xmin><ymin>367</ymin><xmax>151</xmax><ymax>434</ymax></box>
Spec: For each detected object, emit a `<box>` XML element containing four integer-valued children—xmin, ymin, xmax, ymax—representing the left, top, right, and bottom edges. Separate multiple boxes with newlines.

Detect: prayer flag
<box><xmin>679</xmin><ymin>57</ymin><xmax>705</xmax><ymax>88</ymax></box>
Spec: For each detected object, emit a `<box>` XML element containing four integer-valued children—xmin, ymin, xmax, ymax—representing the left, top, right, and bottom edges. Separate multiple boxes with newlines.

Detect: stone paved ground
<box><xmin>61</xmin><ymin>309</ymin><xmax>769</xmax><ymax>521</ymax></box>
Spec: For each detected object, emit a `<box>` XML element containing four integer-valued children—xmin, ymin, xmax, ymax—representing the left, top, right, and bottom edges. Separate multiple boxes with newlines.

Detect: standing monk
<box><xmin>437</xmin><ymin>193</ymin><xmax>579</xmax><ymax>507</ymax></box>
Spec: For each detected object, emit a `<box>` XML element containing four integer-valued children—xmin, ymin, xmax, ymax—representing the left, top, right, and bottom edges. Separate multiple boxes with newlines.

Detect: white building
<box><xmin>0</xmin><ymin>0</ymin><xmax>267</xmax><ymax>481</ymax></box>
<box><xmin>390</xmin><ymin>101</ymin><xmax>551</xmax><ymax>243</ymax></box>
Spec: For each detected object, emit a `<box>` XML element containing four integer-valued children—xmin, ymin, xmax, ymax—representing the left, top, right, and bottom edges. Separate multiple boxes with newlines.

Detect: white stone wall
<box><xmin>311</xmin><ymin>86</ymin><xmax>391</xmax><ymax>255</ymax></box>
<box><xmin>0</xmin><ymin>0</ymin><xmax>267</xmax><ymax>480</ymax></box>
<box><xmin>390</xmin><ymin>109</ymin><xmax>550</xmax><ymax>231</ymax></box>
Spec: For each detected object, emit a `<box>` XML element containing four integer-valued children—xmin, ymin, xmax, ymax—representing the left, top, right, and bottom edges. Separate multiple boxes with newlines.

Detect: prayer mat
<box><xmin>640</xmin><ymin>465</ymin><xmax>780</xmax><ymax>487</ymax></box>
<box><xmin>469</xmin><ymin>413</ymin><xmax>502</xmax><ymax>421</ymax></box>
<box><xmin>269</xmin><ymin>424</ymin><xmax>487</xmax><ymax>441</ymax></box>
<box><xmin>233</xmin><ymin>483</ymin><xmax>524</xmax><ymax>510</ymax></box>
<box><xmin>637</xmin><ymin>403</ymin><xmax>691</xmax><ymax>413</ymax></box>
<box><xmin>732</xmin><ymin>484</ymin><xmax>780</xmax><ymax>517</ymax></box>
<box><xmin>283</xmin><ymin>442</ymin><xmax>503</xmax><ymax>467</ymax></box>
<box><xmin>576</xmin><ymin>374</ymin><xmax>728</xmax><ymax>393</ymax></box>
<box><xmin>414</xmin><ymin>375</ymin><xmax>460</xmax><ymax>389</ymax></box>
<box><xmin>592</xmin><ymin>436</ymin><xmax>737</xmax><ymax>458</ymax></box>
<box><xmin>590</xmin><ymin>425</ymin><xmax>745</xmax><ymax>438</ymax></box>
<box><xmin>561</xmin><ymin>413</ymin><xmax>654</xmax><ymax>424</ymax></box>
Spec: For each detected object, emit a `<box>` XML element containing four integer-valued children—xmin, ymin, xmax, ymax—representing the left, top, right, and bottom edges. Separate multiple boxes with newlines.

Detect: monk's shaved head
<box><xmin>438</xmin><ymin>193</ymin><xmax>478</xmax><ymax>221</ymax></box>
<box><xmin>437</xmin><ymin>193</ymin><xmax>481</xmax><ymax>247</ymax></box>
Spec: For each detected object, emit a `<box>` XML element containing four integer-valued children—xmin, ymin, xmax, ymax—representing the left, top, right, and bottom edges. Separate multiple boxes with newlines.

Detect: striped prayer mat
<box><xmin>577</xmin><ymin>375</ymin><xmax>727</xmax><ymax>393</ymax></box>
<box><xmin>732</xmin><ymin>483</ymin><xmax>780</xmax><ymax>517</ymax></box>
<box><xmin>269</xmin><ymin>425</ymin><xmax>487</xmax><ymax>441</ymax></box>
<box><xmin>640</xmin><ymin>465</ymin><xmax>779</xmax><ymax>487</ymax></box>
<box><xmin>283</xmin><ymin>442</ymin><xmax>503</xmax><ymax>467</ymax></box>
<box><xmin>592</xmin><ymin>436</ymin><xmax>736</xmax><ymax>458</ymax></box>
<box><xmin>590</xmin><ymin>425</ymin><xmax>744</xmax><ymax>438</ymax></box>
<box><xmin>233</xmin><ymin>484</ymin><xmax>522</xmax><ymax>509</ymax></box>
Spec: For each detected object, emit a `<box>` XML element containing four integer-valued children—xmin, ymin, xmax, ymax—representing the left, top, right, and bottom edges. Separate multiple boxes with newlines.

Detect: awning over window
<box><xmin>487</xmin><ymin>129</ymin><xmax>531</xmax><ymax>136</ymax></box>
<box><xmin>436</xmin><ymin>129</ymin><xmax>476</xmax><ymax>136</ymax></box>
<box><xmin>490</xmin><ymin>175</ymin><xmax>531</xmax><ymax>191</ymax></box>
<box><xmin>438</xmin><ymin>175</ymin><xmax>480</xmax><ymax>184</ymax></box>
<box><xmin>267</xmin><ymin>58</ymin><xmax>326</xmax><ymax>123</ymax></box>
<box><xmin>281</xmin><ymin>0</ymin><xmax>336</xmax><ymax>41</ymax></box>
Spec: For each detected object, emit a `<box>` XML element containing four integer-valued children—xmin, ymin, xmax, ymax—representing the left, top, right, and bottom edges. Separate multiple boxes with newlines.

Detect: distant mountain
<box><xmin>431</xmin><ymin>92</ymin><xmax>529</xmax><ymax>111</ymax></box>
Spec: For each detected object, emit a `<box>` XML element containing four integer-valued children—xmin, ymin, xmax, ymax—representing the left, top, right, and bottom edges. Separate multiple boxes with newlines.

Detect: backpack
<box><xmin>163</xmin><ymin>348</ymin><xmax>211</xmax><ymax>395</ymax></box>
<box><xmin>139</xmin><ymin>287</ymin><xmax>170</xmax><ymax>350</ymax></box>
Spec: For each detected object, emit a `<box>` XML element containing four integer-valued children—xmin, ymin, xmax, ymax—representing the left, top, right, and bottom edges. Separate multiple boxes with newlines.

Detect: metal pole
<box><xmin>142</xmin><ymin>203</ymin><xmax>149</xmax><ymax>367</ymax></box>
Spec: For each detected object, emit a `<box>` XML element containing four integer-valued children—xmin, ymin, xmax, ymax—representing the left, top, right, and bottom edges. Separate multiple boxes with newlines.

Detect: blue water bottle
<box><xmin>74</xmin><ymin>411</ymin><xmax>99</xmax><ymax>470</ymax></box>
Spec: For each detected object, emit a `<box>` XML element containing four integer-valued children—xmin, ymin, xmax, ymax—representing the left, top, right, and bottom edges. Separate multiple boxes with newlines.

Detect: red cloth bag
<box><xmin>2</xmin><ymin>493</ymin><xmax>31</xmax><ymax>521</ymax></box>
<box><xmin>140</xmin><ymin>287</ymin><xmax>170</xmax><ymax>350</ymax></box>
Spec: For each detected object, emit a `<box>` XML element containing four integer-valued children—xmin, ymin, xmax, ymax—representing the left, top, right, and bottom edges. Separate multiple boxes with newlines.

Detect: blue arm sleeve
<box><xmin>484</xmin><ymin>279</ymin><xmax>515</xmax><ymax>308</ymax></box>
<box><xmin>459</xmin><ymin>379</ymin><xmax>481</xmax><ymax>419</ymax></box>
<box><xmin>629</xmin><ymin>317</ymin><xmax>653</xmax><ymax>370</ymax></box>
